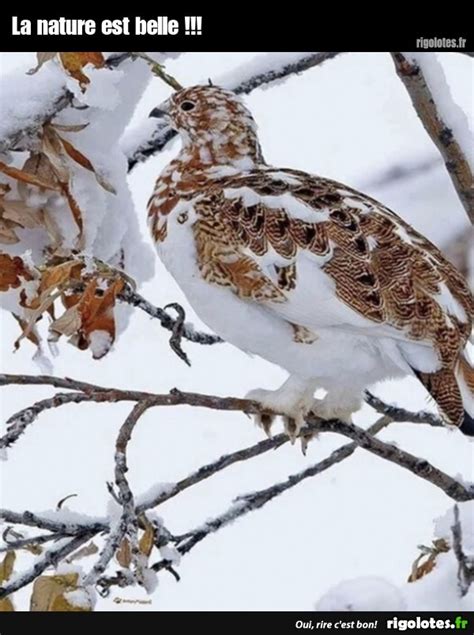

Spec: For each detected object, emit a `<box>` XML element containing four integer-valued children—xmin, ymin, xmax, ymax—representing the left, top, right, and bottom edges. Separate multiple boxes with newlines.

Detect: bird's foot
<box><xmin>245</xmin><ymin>387</ymin><xmax>314</xmax><ymax>445</ymax></box>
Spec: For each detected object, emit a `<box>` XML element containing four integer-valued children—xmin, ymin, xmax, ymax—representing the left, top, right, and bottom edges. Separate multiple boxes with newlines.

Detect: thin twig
<box><xmin>153</xmin><ymin>416</ymin><xmax>392</xmax><ymax>569</ymax></box>
<box><xmin>365</xmin><ymin>391</ymin><xmax>444</xmax><ymax>427</ymax></box>
<box><xmin>118</xmin><ymin>286</ymin><xmax>222</xmax><ymax>346</ymax></box>
<box><xmin>84</xmin><ymin>401</ymin><xmax>152</xmax><ymax>586</ymax></box>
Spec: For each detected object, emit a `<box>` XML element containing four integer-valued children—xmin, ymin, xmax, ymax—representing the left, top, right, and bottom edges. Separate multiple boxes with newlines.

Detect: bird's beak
<box><xmin>149</xmin><ymin>98</ymin><xmax>171</xmax><ymax>119</ymax></box>
<box><xmin>149</xmin><ymin>106</ymin><xmax>167</xmax><ymax>118</ymax></box>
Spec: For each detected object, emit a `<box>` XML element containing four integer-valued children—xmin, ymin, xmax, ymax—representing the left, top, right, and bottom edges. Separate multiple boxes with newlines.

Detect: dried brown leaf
<box><xmin>116</xmin><ymin>537</ymin><xmax>132</xmax><ymax>568</ymax></box>
<box><xmin>66</xmin><ymin>541</ymin><xmax>99</xmax><ymax>563</ymax></box>
<box><xmin>27</xmin><ymin>52</ymin><xmax>58</xmax><ymax>75</ymax></box>
<box><xmin>30</xmin><ymin>573</ymin><xmax>90</xmax><ymax>612</ymax></box>
<box><xmin>59</xmin><ymin>52</ymin><xmax>105</xmax><ymax>90</ymax></box>
<box><xmin>61</xmin><ymin>183</ymin><xmax>84</xmax><ymax>238</ymax></box>
<box><xmin>2</xmin><ymin>199</ymin><xmax>42</xmax><ymax>229</ymax></box>
<box><xmin>0</xmin><ymin>160</ymin><xmax>60</xmax><ymax>191</ymax></box>
<box><xmin>41</xmin><ymin>126</ymin><xmax>70</xmax><ymax>184</ymax></box>
<box><xmin>0</xmin><ymin>219</ymin><xmax>20</xmax><ymax>244</ymax></box>
<box><xmin>139</xmin><ymin>515</ymin><xmax>155</xmax><ymax>558</ymax></box>
<box><xmin>0</xmin><ymin>253</ymin><xmax>32</xmax><ymax>292</ymax></box>
<box><xmin>58</xmin><ymin>135</ymin><xmax>116</xmax><ymax>194</ymax></box>
<box><xmin>0</xmin><ymin>598</ymin><xmax>15</xmax><ymax>611</ymax></box>
<box><xmin>0</xmin><ymin>551</ymin><xmax>15</xmax><ymax>583</ymax></box>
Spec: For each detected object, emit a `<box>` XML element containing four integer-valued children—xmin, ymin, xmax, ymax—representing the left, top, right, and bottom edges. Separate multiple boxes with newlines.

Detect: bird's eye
<box><xmin>180</xmin><ymin>101</ymin><xmax>196</xmax><ymax>112</ymax></box>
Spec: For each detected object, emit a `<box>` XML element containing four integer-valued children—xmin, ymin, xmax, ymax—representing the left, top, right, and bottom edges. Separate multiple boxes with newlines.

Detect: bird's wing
<box><xmin>192</xmin><ymin>167</ymin><xmax>473</xmax><ymax>364</ymax></box>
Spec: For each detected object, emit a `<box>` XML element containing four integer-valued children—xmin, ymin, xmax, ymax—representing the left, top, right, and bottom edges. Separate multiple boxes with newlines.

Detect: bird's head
<box><xmin>150</xmin><ymin>85</ymin><xmax>264</xmax><ymax>168</ymax></box>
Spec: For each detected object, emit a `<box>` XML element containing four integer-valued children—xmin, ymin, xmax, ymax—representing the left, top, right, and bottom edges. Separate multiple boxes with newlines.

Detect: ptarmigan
<box><xmin>148</xmin><ymin>85</ymin><xmax>474</xmax><ymax>439</ymax></box>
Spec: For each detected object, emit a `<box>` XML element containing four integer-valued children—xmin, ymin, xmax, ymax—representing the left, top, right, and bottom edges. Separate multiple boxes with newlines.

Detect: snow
<box><xmin>135</xmin><ymin>482</ymin><xmax>174</xmax><ymax>509</ymax></box>
<box><xmin>63</xmin><ymin>587</ymin><xmax>96</xmax><ymax>610</ymax></box>
<box><xmin>407</xmin><ymin>53</ymin><xmax>473</xmax><ymax>171</ymax></box>
<box><xmin>217</xmin><ymin>52</ymin><xmax>324</xmax><ymax>92</ymax></box>
<box><xmin>89</xmin><ymin>330</ymin><xmax>113</xmax><ymax>360</ymax></box>
<box><xmin>1</xmin><ymin>52</ymin><xmax>473</xmax><ymax>611</ymax></box>
<box><xmin>315</xmin><ymin>501</ymin><xmax>474</xmax><ymax>611</ymax></box>
<box><xmin>316</xmin><ymin>577</ymin><xmax>407</xmax><ymax>611</ymax></box>
<box><xmin>0</xmin><ymin>53</ymin><xmax>157</xmax><ymax>359</ymax></box>
<box><xmin>0</xmin><ymin>59</ymin><xmax>66</xmax><ymax>146</ymax></box>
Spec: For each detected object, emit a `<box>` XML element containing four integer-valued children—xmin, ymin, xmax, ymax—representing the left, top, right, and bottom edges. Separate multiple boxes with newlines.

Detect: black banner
<box><xmin>0</xmin><ymin>9</ymin><xmax>471</xmax><ymax>51</ymax></box>
<box><xmin>0</xmin><ymin>611</ymin><xmax>474</xmax><ymax>631</ymax></box>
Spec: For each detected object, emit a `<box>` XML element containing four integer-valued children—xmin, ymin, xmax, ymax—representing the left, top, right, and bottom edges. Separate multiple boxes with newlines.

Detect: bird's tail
<box><xmin>414</xmin><ymin>353</ymin><xmax>474</xmax><ymax>436</ymax></box>
<box><xmin>456</xmin><ymin>353</ymin><xmax>474</xmax><ymax>435</ymax></box>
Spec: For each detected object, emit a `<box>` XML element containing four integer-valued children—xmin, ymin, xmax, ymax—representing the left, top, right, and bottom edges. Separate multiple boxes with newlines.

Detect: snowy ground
<box><xmin>0</xmin><ymin>52</ymin><xmax>473</xmax><ymax>611</ymax></box>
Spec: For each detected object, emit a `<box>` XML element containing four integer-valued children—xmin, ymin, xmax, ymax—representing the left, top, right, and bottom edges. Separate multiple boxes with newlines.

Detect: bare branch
<box><xmin>0</xmin><ymin>509</ymin><xmax>108</xmax><ymax>535</ymax></box>
<box><xmin>2</xmin><ymin>374</ymin><xmax>471</xmax><ymax>599</ymax></box>
<box><xmin>365</xmin><ymin>391</ymin><xmax>444</xmax><ymax>427</ymax></box>
<box><xmin>2</xmin><ymin>374</ymin><xmax>469</xmax><ymax>502</ymax></box>
<box><xmin>153</xmin><ymin>416</ymin><xmax>392</xmax><ymax>568</ymax></box>
<box><xmin>391</xmin><ymin>52</ymin><xmax>473</xmax><ymax>222</ymax></box>
<box><xmin>136</xmin><ymin>433</ymin><xmax>290</xmax><ymax>513</ymax></box>
<box><xmin>118</xmin><ymin>286</ymin><xmax>222</xmax><ymax>347</ymax></box>
<box><xmin>0</xmin><ymin>532</ymin><xmax>60</xmax><ymax>553</ymax></box>
<box><xmin>84</xmin><ymin>401</ymin><xmax>152</xmax><ymax>586</ymax></box>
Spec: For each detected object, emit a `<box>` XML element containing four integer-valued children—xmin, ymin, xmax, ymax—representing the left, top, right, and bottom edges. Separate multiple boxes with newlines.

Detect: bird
<box><xmin>147</xmin><ymin>84</ymin><xmax>474</xmax><ymax>440</ymax></box>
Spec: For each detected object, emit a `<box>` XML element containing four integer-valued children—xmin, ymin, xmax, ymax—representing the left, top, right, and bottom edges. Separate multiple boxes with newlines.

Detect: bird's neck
<box><xmin>178</xmin><ymin>129</ymin><xmax>265</xmax><ymax>171</ymax></box>
<box><xmin>148</xmin><ymin>135</ymin><xmax>265</xmax><ymax>243</ymax></box>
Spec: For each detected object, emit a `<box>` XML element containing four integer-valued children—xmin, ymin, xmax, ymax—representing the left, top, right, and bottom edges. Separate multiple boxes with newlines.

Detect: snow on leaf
<box><xmin>59</xmin><ymin>52</ymin><xmax>105</xmax><ymax>91</ymax></box>
<box><xmin>0</xmin><ymin>253</ymin><xmax>32</xmax><ymax>292</ymax></box>
<box><xmin>27</xmin><ymin>52</ymin><xmax>58</xmax><ymax>75</ymax></box>
<box><xmin>76</xmin><ymin>278</ymin><xmax>124</xmax><ymax>358</ymax></box>
<box><xmin>30</xmin><ymin>573</ymin><xmax>91</xmax><ymax>612</ymax></box>
<box><xmin>57</xmin><ymin>133</ymin><xmax>116</xmax><ymax>195</ymax></box>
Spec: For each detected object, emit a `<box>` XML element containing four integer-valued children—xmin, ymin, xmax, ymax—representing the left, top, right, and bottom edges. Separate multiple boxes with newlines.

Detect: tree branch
<box><xmin>118</xmin><ymin>286</ymin><xmax>222</xmax><ymax>348</ymax></box>
<box><xmin>391</xmin><ymin>52</ymin><xmax>473</xmax><ymax>222</ymax></box>
<box><xmin>0</xmin><ymin>534</ymin><xmax>93</xmax><ymax>599</ymax></box>
<box><xmin>2</xmin><ymin>375</ymin><xmax>471</xmax><ymax>600</ymax></box>
<box><xmin>451</xmin><ymin>504</ymin><xmax>474</xmax><ymax>596</ymax></box>
<box><xmin>0</xmin><ymin>53</ymin><xmax>134</xmax><ymax>156</ymax></box>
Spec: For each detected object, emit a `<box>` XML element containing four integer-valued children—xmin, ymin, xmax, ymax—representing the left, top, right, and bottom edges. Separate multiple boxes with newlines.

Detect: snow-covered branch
<box><xmin>126</xmin><ymin>52</ymin><xmax>342</xmax><ymax>169</ymax></box>
<box><xmin>451</xmin><ymin>504</ymin><xmax>474</xmax><ymax>596</ymax></box>
<box><xmin>1</xmin><ymin>370</ymin><xmax>471</xmax><ymax>601</ymax></box>
<box><xmin>391</xmin><ymin>52</ymin><xmax>473</xmax><ymax>222</ymax></box>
